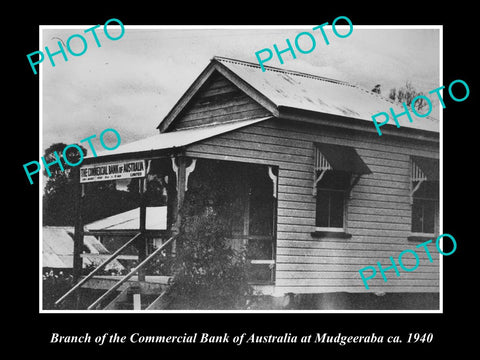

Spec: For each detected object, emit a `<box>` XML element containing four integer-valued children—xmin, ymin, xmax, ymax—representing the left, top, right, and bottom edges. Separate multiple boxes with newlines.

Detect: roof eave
<box><xmin>83</xmin><ymin>147</ymin><xmax>183</xmax><ymax>165</ymax></box>
<box><xmin>277</xmin><ymin>105</ymin><xmax>439</xmax><ymax>142</ymax></box>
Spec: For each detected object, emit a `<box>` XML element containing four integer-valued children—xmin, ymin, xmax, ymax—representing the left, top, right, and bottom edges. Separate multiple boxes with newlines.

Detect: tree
<box><xmin>371</xmin><ymin>84</ymin><xmax>381</xmax><ymax>94</ymax></box>
<box><xmin>42</xmin><ymin>143</ymin><xmax>140</xmax><ymax>226</ymax></box>
<box><xmin>42</xmin><ymin>143</ymin><xmax>86</xmax><ymax>225</ymax></box>
<box><xmin>389</xmin><ymin>81</ymin><xmax>428</xmax><ymax>111</ymax></box>
<box><xmin>81</xmin><ymin>180</ymin><xmax>140</xmax><ymax>224</ymax></box>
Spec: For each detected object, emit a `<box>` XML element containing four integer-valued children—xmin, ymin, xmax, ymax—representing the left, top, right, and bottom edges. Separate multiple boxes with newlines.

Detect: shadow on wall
<box><xmin>251</xmin><ymin>292</ymin><xmax>440</xmax><ymax>310</ymax></box>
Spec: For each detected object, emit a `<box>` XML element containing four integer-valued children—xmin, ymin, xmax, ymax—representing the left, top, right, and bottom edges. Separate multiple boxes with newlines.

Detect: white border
<box><xmin>39</xmin><ymin>28</ymin><xmax>44</xmax><ymax>313</ymax></box>
<box><xmin>39</xmin><ymin>24</ymin><xmax>443</xmax><ymax>314</ymax></box>
<box><xmin>438</xmin><ymin>26</ymin><xmax>444</xmax><ymax>313</ymax></box>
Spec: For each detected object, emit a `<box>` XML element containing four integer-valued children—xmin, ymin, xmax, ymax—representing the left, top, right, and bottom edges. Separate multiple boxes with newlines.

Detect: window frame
<box><xmin>314</xmin><ymin>186</ymin><xmax>347</xmax><ymax>232</ymax></box>
<box><xmin>410</xmin><ymin>186</ymin><xmax>439</xmax><ymax>237</ymax></box>
<box><xmin>409</xmin><ymin>156</ymin><xmax>440</xmax><ymax>240</ymax></box>
<box><xmin>311</xmin><ymin>143</ymin><xmax>371</xmax><ymax>239</ymax></box>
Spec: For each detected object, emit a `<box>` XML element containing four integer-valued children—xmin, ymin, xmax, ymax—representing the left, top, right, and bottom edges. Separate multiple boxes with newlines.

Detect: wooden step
<box><xmin>103</xmin><ymin>286</ymin><xmax>167</xmax><ymax>310</ymax></box>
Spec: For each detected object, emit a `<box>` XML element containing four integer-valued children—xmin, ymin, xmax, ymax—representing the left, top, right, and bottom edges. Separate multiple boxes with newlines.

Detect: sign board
<box><xmin>80</xmin><ymin>160</ymin><xmax>146</xmax><ymax>183</ymax></box>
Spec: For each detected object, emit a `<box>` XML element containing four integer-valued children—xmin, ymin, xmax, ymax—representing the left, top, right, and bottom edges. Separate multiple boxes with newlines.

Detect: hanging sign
<box><xmin>80</xmin><ymin>159</ymin><xmax>145</xmax><ymax>183</ymax></box>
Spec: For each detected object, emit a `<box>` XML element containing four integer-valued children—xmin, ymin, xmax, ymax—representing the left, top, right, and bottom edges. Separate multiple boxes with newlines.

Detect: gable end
<box><xmin>166</xmin><ymin>70</ymin><xmax>272</xmax><ymax>132</ymax></box>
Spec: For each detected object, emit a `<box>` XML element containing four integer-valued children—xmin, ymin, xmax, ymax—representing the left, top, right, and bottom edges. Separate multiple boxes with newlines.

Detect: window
<box><xmin>410</xmin><ymin>156</ymin><xmax>439</xmax><ymax>237</ymax></box>
<box><xmin>312</xmin><ymin>143</ymin><xmax>371</xmax><ymax>237</ymax></box>
<box><xmin>411</xmin><ymin>180</ymin><xmax>438</xmax><ymax>234</ymax></box>
<box><xmin>412</xmin><ymin>200</ymin><xmax>434</xmax><ymax>233</ymax></box>
<box><xmin>315</xmin><ymin>171</ymin><xmax>350</xmax><ymax>229</ymax></box>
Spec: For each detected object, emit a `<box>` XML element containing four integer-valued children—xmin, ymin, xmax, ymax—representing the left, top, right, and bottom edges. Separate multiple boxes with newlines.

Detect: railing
<box><xmin>54</xmin><ymin>232</ymin><xmax>142</xmax><ymax>307</ymax></box>
<box><xmin>87</xmin><ymin>235</ymin><xmax>176</xmax><ymax>310</ymax></box>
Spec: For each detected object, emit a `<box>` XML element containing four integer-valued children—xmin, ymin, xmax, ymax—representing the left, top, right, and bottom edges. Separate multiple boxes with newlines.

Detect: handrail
<box><xmin>55</xmin><ymin>232</ymin><xmax>142</xmax><ymax>307</ymax></box>
<box><xmin>87</xmin><ymin>235</ymin><xmax>176</xmax><ymax>310</ymax></box>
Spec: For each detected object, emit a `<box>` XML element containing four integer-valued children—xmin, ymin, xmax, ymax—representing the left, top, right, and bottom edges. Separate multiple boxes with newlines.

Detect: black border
<box><xmin>15</xmin><ymin>4</ymin><xmax>474</xmax><ymax>355</ymax></box>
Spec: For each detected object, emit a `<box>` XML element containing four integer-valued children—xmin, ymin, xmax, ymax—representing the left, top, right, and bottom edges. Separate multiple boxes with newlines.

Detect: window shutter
<box><xmin>313</xmin><ymin>148</ymin><xmax>331</xmax><ymax>195</ymax></box>
<box><xmin>410</xmin><ymin>157</ymin><xmax>428</xmax><ymax>201</ymax></box>
<box><xmin>411</xmin><ymin>160</ymin><xmax>428</xmax><ymax>182</ymax></box>
<box><xmin>314</xmin><ymin>147</ymin><xmax>332</xmax><ymax>172</ymax></box>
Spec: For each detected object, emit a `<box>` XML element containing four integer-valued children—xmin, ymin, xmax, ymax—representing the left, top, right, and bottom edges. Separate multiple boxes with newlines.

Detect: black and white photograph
<box><xmin>13</xmin><ymin>7</ymin><xmax>474</xmax><ymax>355</ymax></box>
<box><xmin>39</xmin><ymin>25</ymin><xmax>442</xmax><ymax>312</ymax></box>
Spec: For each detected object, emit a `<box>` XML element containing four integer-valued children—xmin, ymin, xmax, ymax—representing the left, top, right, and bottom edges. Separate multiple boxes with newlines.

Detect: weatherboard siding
<box><xmin>171</xmin><ymin>71</ymin><xmax>271</xmax><ymax>131</ymax></box>
<box><xmin>183</xmin><ymin>118</ymin><xmax>440</xmax><ymax>294</ymax></box>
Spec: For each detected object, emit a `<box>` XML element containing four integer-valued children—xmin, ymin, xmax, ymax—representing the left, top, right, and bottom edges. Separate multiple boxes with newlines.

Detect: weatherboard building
<box><xmin>59</xmin><ymin>56</ymin><xmax>440</xmax><ymax>310</ymax></box>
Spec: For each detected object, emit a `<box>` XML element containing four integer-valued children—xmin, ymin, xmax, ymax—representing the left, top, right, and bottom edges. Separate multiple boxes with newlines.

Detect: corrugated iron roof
<box><xmin>213</xmin><ymin>56</ymin><xmax>439</xmax><ymax>133</ymax></box>
<box><xmin>85</xmin><ymin>207</ymin><xmax>167</xmax><ymax>231</ymax></box>
<box><xmin>88</xmin><ymin>57</ymin><xmax>438</xmax><ymax>163</ymax></box>
<box><xmin>42</xmin><ymin>226</ymin><xmax>123</xmax><ymax>270</ymax></box>
<box><xmin>89</xmin><ymin>117</ymin><xmax>271</xmax><ymax>159</ymax></box>
<box><xmin>43</xmin><ymin>251</ymin><xmax>66</xmax><ymax>269</ymax></box>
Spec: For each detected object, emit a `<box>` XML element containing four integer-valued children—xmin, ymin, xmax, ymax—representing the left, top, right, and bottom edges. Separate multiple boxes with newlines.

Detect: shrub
<box><xmin>42</xmin><ymin>269</ymin><xmax>74</xmax><ymax>310</ymax></box>
<box><xmin>167</xmin><ymin>211</ymin><xmax>252</xmax><ymax>310</ymax></box>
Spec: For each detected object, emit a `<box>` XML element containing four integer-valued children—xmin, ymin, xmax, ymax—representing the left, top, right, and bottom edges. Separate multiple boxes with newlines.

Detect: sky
<box><xmin>41</xmin><ymin>25</ymin><xmax>440</xmax><ymax>153</ymax></box>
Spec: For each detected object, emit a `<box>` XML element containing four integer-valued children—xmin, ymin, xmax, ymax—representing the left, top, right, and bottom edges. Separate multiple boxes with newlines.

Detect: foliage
<box><xmin>43</xmin><ymin>265</ymin><xmax>130</xmax><ymax>310</ymax></box>
<box><xmin>166</xmin><ymin>162</ymin><xmax>253</xmax><ymax>310</ymax></box>
<box><xmin>42</xmin><ymin>142</ymin><xmax>85</xmax><ymax>180</ymax></box>
<box><xmin>42</xmin><ymin>143</ymin><xmax>84</xmax><ymax>225</ymax></box>
<box><xmin>144</xmin><ymin>249</ymin><xmax>175</xmax><ymax>276</ymax></box>
<box><xmin>167</xmin><ymin>211</ymin><xmax>253</xmax><ymax>309</ymax></box>
<box><xmin>42</xmin><ymin>142</ymin><xmax>141</xmax><ymax>226</ymax></box>
<box><xmin>81</xmin><ymin>181</ymin><xmax>139</xmax><ymax>224</ymax></box>
<box><xmin>371</xmin><ymin>84</ymin><xmax>381</xmax><ymax>94</ymax></box>
<box><xmin>81</xmin><ymin>263</ymin><xmax>126</xmax><ymax>276</ymax></box>
<box><xmin>42</xmin><ymin>269</ymin><xmax>74</xmax><ymax>310</ymax></box>
<box><xmin>388</xmin><ymin>81</ymin><xmax>428</xmax><ymax>111</ymax></box>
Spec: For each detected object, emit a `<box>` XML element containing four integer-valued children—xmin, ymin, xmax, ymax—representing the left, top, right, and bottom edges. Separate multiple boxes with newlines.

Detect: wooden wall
<box><xmin>183</xmin><ymin>118</ymin><xmax>440</xmax><ymax>295</ymax></box>
<box><xmin>166</xmin><ymin>69</ymin><xmax>440</xmax><ymax>295</ymax></box>
<box><xmin>170</xmin><ymin>71</ymin><xmax>270</xmax><ymax>131</ymax></box>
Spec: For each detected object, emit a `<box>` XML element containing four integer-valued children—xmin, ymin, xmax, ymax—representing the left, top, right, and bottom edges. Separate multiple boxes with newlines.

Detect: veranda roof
<box><xmin>85</xmin><ymin>207</ymin><xmax>168</xmax><ymax>232</ymax></box>
<box><xmin>88</xmin><ymin>117</ymin><xmax>271</xmax><ymax>161</ymax></box>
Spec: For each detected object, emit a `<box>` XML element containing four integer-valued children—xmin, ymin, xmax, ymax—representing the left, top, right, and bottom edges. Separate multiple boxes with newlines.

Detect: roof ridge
<box><xmin>213</xmin><ymin>56</ymin><xmax>403</xmax><ymax>107</ymax></box>
<box><xmin>212</xmin><ymin>56</ymin><xmax>354</xmax><ymax>87</ymax></box>
<box><xmin>212</xmin><ymin>56</ymin><xmax>438</xmax><ymax>125</ymax></box>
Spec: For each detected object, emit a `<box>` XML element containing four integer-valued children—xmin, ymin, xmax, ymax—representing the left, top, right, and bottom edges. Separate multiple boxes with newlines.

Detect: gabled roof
<box><xmin>158</xmin><ymin>56</ymin><xmax>439</xmax><ymax>134</ymax></box>
<box><xmin>85</xmin><ymin>207</ymin><xmax>168</xmax><ymax>232</ymax></box>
